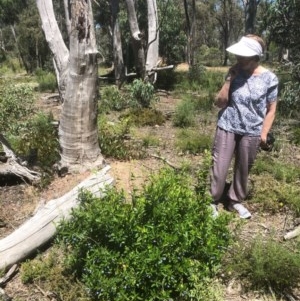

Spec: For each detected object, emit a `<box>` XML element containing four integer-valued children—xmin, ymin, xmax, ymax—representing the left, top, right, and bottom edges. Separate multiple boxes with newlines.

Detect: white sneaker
<box><xmin>210</xmin><ymin>204</ymin><xmax>219</xmax><ymax>218</ymax></box>
<box><xmin>229</xmin><ymin>202</ymin><xmax>251</xmax><ymax>219</ymax></box>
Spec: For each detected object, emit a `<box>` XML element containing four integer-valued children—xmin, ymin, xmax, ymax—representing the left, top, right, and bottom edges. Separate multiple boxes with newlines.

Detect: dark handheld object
<box><xmin>260</xmin><ymin>133</ymin><xmax>275</xmax><ymax>151</ymax></box>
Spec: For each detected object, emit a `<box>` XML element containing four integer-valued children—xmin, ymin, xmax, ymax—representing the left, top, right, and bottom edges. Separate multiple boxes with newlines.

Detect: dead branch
<box><xmin>150</xmin><ymin>154</ymin><xmax>179</xmax><ymax>170</ymax></box>
<box><xmin>284</xmin><ymin>225</ymin><xmax>300</xmax><ymax>240</ymax></box>
<box><xmin>0</xmin><ymin>134</ymin><xmax>41</xmax><ymax>183</ymax></box>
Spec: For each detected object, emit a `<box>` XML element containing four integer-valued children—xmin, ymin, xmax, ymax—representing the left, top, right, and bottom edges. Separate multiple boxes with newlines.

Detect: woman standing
<box><xmin>211</xmin><ymin>34</ymin><xmax>279</xmax><ymax>218</ymax></box>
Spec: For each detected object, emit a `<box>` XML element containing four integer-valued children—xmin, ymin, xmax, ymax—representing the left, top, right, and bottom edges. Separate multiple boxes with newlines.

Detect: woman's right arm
<box><xmin>214</xmin><ymin>65</ymin><xmax>238</xmax><ymax>108</ymax></box>
<box><xmin>214</xmin><ymin>78</ymin><xmax>231</xmax><ymax>108</ymax></box>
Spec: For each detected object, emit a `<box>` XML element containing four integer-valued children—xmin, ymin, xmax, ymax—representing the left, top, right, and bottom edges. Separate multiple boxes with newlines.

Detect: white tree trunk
<box><xmin>36</xmin><ymin>0</ymin><xmax>69</xmax><ymax>100</ymax></box>
<box><xmin>59</xmin><ymin>0</ymin><xmax>102</xmax><ymax>167</ymax></box>
<box><xmin>124</xmin><ymin>0</ymin><xmax>146</xmax><ymax>79</ymax></box>
<box><xmin>111</xmin><ymin>0</ymin><xmax>125</xmax><ymax>87</ymax></box>
<box><xmin>37</xmin><ymin>0</ymin><xmax>103</xmax><ymax>169</ymax></box>
<box><xmin>146</xmin><ymin>0</ymin><xmax>159</xmax><ymax>81</ymax></box>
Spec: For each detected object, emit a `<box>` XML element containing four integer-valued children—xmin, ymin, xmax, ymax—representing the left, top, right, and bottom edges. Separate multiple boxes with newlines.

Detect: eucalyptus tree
<box><xmin>215</xmin><ymin>0</ymin><xmax>243</xmax><ymax>65</ymax></box>
<box><xmin>157</xmin><ymin>0</ymin><xmax>186</xmax><ymax>64</ymax></box>
<box><xmin>183</xmin><ymin>0</ymin><xmax>196</xmax><ymax>65</ymax></box>
<box><xmin>17</xmin><ymin>1</ymin><xmax>50</xmax><ymax>72</ymax></box>
<box><xmin>268</xmin><ymin>0</ymin><xmax>300</xmax><ymax>73</ymax></box>
<box><xmin>111</xmin><ymin>0</ymin><xmax>125</xmax><ymax>86</ymax></box>
<box><xmin>0</xmin><ymin>0</ymin><xmax>30</xmax><ymax>68</ymax></box>
<box><xmin>241</xmin><ymin>0</ymin><xmax>261</xmax><ymax>34</ymax></box>
<box><xmin>36</xmin><ymin>0</ymin><xmax>103</xmax><ymax>170</ymax></box>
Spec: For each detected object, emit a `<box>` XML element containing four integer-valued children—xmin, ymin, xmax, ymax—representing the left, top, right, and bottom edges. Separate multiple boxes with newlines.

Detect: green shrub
<box><xmin>196</xmin><ymin>45</ymin><xmax>222</xmax><ymax>67</ymax></box>
<box><xmin>173</xmin><ymin>98</ymin><xmax>196</xmax><ymax>127</ymax></box>
<box><xmin>141</xmin><ymin>134</ymin><xmax>160</xmax><ymax>148</ymax></box>
<box><xmin>193</xmin><ymin>93</ymin><xmax>215</xmax><ymax>112</ymax></box>
<box><xmin>99</xmin><ymin>85</ymin><xmax>128</xmax><ymax>112</ymax></box>
<box><xmin>155</xmin><ymin>69</ymin><xmax>177</xmax><ymax>90</ymax></box>
<box><xmin>120</xmin><ymin>108</ymin><xmax>165</xmax><ymax>126</ymax></box>
<box><xmin>21</xmin><ymin>248</ymin><xmax>90</xmax><ymax>301</ymax></box>
<box><xmin>10</xmin><ymin>113</ymin><xmax>60</xmax><ymax>168</ymax></box>
<box><xmin>57</xmin><ymin>162</ymin><xmax>231</xmax><ymax>301</ymax></box>
<box><xmin>176</xmin><ymin>129</ymin><xmax>212</xmax><ymax>154</ymax></box>
<box><xmin>253</xmin><ymin>155</ymin><xmax>300</xmax><ymax>184</ymax></box>
<box><xmin>128</xmin><ymin>79</ymin><xmax>158</xmax><ymax>108</ymax></box>
<box><xmin>0</xmin><ymin>82</ymin><xmax>35</xmax><ymax>135</ymax></box>
<box><xmin>98</xmin><ymin>115</ymin><xmax>145</xmax><ymax>160</ymax></box>
<box><xmin>277</xmin><ymin>81</ymin><xmax>300</xmax><ymax>118</ymax></box>
<box><xmin>250</xmin><ymin>173</ymin><xmax>300</xmax><ymax>215</ymax></box>
<box><xmin>291</xmin><ymin>126</ymin><xmax>300</xmax><ymax>145</ymax></box>
<box><xmin>188</xmin><ymin>64</ymin><xmax>206</xmax><ymax>83</ymax></box>
<box><xmin>0</xmin><ymin>57</ymin><xmax>23</xmax><ymax>75</ymax></box>
<box><xmin>225</xmin><ymin>237</ymin><xmax>300</xmax><ymax>293</ymax></box>
<box><xmin>35</xmin><ymin>69</ymin><xmax>57</xmax><ymax>92</ymax></box>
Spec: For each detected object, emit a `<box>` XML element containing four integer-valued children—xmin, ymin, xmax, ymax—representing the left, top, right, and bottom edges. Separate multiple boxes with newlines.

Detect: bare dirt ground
<box><xmin>0</xmin><ymin>89</ymin><xmax>299</xmax><ymax>301</ymax></box>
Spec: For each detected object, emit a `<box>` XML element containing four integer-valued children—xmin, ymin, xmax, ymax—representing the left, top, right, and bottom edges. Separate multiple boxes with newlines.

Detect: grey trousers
<box><xmin>210</xmin><ymin>127</ymin><xmax>261</xmax><ymax>203</ymax></box>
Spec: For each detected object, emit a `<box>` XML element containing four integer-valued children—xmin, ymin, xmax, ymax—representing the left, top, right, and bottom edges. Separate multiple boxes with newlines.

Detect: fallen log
<box><xmin>0</xmin><ymin>165</ymin><xmax>114</xmax><ymax>271</ymax></box>
<box><xmin>284</xmin><ymin>225</ymin><xmax>300</xmax><ymax>240</ymax></box>
<box><xmin>0</xmin><ymin>134</ymin><xmax>41</xmax><ymax>184</ymax></box>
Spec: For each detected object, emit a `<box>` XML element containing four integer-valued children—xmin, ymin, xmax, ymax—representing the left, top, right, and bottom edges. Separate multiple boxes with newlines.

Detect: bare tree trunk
<box><xmin>111</xmin><ymin>0</ymin><xmax>125</xmax><ymax>87</ymax></box>
<box><xmin>59</xmin><ymin>0</ymin><xmax>102</xmax><ymax>168</ymax></box>
<box><xmin>10</xmin><ymin>25</ymin><xmax>28</xmax><ymax>72</ymax></box>
<box><xmin>146</xmin><ymin>0</ymin><xmax>159</xmax><ymax>83</ymax></box>
<box><xmin>244</xmin><ymin>0</ymin><xmax>260</xmax><ymax>34</ymax></box>
<box><xmin>36</xmin><ymin>0</ymin><xmax>69</xmax><ymax>100</ymax></box>
<box><xmin>63</xmin><ymin>0</ymin><xmax>71</xmax><ymax>36</ymax></box>
<box><xmin>36</xmin><ymin>0</ymin><xmax>103</xmax><ymax>170</ymax></box>
<box><xmin>124</xmin><ymin>0</ymin><xmax>146</xmax><ymax>79</ymax></box>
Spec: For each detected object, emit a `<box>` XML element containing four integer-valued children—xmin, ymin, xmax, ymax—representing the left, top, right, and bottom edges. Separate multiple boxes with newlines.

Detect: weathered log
<box><xmin>0</xmin><ymin>134</ymin><xmax>41</xmax><ymax>184</ymax></box>
<box><xmin>284</xmin><ymin>225</ymin><xmax>300</xmax><ymax>240</ymax></box>
<box><xmin>0</xmin><ymin>165</ymin><xmax>114</xmax><ymax>271</ymax></box>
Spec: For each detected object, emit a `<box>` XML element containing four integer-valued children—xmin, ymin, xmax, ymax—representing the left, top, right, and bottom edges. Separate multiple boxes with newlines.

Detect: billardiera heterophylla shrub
<box><xmin>99</xmin><ymin>85</ymin><xmax>128</xmax><ymax>112</ymax></box>
<box><xmin>173</xmin><ymin>98</ymin><xmax>196</xmax><ymax>128</ymax></box>
<box><xmin>56</xmin><ymin>153</ymin><xmax>232</xmax><ymax>301</ymax></box>
<box><xmin>0</xmin><ymin>82</ymin><xmax>35</xmax><ymax>135</ymax></box>
<box><xmin>278</xmin><ymin>81</ymin><xmax>300</xmax><ymax>118</ymax></box>
<box><xmin>98</xmin><ymin>114</ymin><xmax>146</xmax><ymax>160</ymax></box>
<box><xmin>128</xmin><ymin>79</ymin><xmax>158</xmax><ymax>108</ymax></box>
<box><xmin>35</xmin><ymin>68</ymin><xmax>57</xmax><ymax>92</ymax></box>
<box><xmin>10</xmin><ymin>112</ymin><xmax>60</xmax><ymax>169</ymax></box>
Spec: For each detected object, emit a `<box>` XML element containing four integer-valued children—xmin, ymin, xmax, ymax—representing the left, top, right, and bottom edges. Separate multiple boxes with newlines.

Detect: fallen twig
<box><xmin>0</xmin><ymin>264</ymin><xmax>18</xmax><ymax>286</ymax></box>
<box><xmin>150</xmin><ymin>154</ymin><xmax>179</xmax><ymax>170</ymax></box>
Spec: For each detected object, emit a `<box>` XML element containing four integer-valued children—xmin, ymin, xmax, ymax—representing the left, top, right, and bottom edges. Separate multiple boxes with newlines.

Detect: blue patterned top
<box><xmin>217</xmin><ymin>70</ymin><xmax>278</xmax><ymax>136</ymax></box>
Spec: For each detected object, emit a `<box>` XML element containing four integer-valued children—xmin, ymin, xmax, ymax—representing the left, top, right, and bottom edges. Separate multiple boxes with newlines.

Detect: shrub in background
<box><xmin>196</xmin><ymin>45</ymin><xmax>222</xmax><ymax>67</ymax></box>
<box><xmin>224</xmin><ymin>237</ymin><xmax>300</xmax><ymax>294</ymax></box>
<box><xmin>173</xmin><ymin>98</ymin><xmax>196</xmax><ymax>127</ymax></box>
<box><xmin>11</xmin><ymin>113</ymin><xmax>60</xmax><ymax>168</ymax></box>
<box><xmin>277</xmin><ymin>81</ymin><xmax>300</xmax><ymax>118</ymax></box>
<box><xmin>128</xmin><ymin>79</ymin><xmax>158</xmax><ymax>108</ymax></box>
<box><xmin>0</xmin><ymin>82</ymin><xmax>35</xmax><ymax>135</ymax></box>
<box><xmin>35</xmin><ymin>68</ymin><xmax>57</xmax><ymax>92</ymax></box>
<box><xmin>98</xmin><ymin>115</ymin><xmax>145</xmax><ymax>160</ymax></box>
<box><xmin>56</xmin><ymin>160</ymin><xmax>231</xmax><ymax>301</ymax></box>
<box><xmin>176</xmin><ymin>129</ymin><xmax>212</xmax><ymax>154</ymax></box>
<box><xmin>120</xmin><ymin>108</ymin><xmax>165</xmax><ymax>126</ymax></box>
<box><xmin>99</xmin><ymin>85</ymin><xmax>128</xmax><ymax>112</ymax></box>
<box><xmin>291</xmin><ymin>126</ymin><xmax>300</xmax><ymax>145</ymax></box>
<box><xmin>21</xmin><ymin>247</ymin><xmax>91</xmax><ymax>301</ymax></box>
<box><xmin>188</xmin><ymin>64</ymin><xmax>206</xmax><ymax>83</ymax></box>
